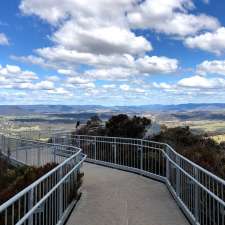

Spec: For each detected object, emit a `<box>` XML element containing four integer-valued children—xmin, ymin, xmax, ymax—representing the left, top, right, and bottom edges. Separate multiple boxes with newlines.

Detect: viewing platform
<box><xmin>67</xmin><ymin>163</ymin><xmax>189</xmax><ymax>225</ymax></box>
<box><xmin>0</xmin><ymin>130</ymin><xmax>224</xmax><ymax>225</ymax></box>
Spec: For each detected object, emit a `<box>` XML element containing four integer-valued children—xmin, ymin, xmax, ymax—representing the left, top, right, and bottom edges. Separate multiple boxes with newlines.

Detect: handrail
<box><xmin>0</xmin><ymin>133</ymin><xmax>86</xmax><ymax>225</ymax></box>
<box><xmin>51</xmin><ymin>133</ymin><xmax>225</xmax><ymax>225</ymax></box>
<box><xmin>16</xmin><ymin>156</ymin><xmax>86</xmax><ymax>225</ymax></box>
<box><xmin>7</xmin><ymin>130</ymin><xmax>225</xmax><ymax>225</ymax></box>
<box><xmin>0</xmin><ymin>149</ymin><xmax>83</xmax><ymax>212</ymax></box>
<box><xmin>165</xmin><ymin>144</ymin><xmax>225</xmax><ymax>185</ymax></box>
<box><xmin>165</xmin><ymin>151</ymin><xmax>225</xmax><ymax>207</ymax></box>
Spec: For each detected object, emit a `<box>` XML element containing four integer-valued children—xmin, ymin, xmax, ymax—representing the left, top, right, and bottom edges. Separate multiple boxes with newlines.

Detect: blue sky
<box><xmin>1</xmin><ymin>0</ymin><xmax>225</xmax><ymax>105</ymax></box>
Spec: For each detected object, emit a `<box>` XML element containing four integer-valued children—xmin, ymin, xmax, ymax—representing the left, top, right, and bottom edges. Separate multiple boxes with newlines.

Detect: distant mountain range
<box><xmin>1</xmin><ymin>103</ymin><xmax>225</xmax><ymax>116</ymax></box>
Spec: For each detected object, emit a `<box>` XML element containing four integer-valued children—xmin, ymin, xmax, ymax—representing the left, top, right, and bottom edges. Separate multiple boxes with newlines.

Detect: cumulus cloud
<box><xmin>153</xmin><ymin>82</ymin><xmax>173</xmax><ymax>89</ymax></box>
<box><xmin>178</xmin><ymin>75</ymin><xmax>225</xmax><ymax>89</ymax></box>
<box><xmin>0</xmin><ymin>64</ymin><xmax>72</xmax><ymax>98</ymax></box>
<box><xmin>20</xmin><ymin>0</ymin><xmax>151</xmax><ymax>56</ymax></box>
<box><xmin>136</xmin><ymin>56</ymin><xmax>178</xmax><ymax>74</ymax></box>
<box><xmin>120</xmin><ymin>84</ymin><xmax>130</xmax><ymax>91</ymax></box>
<box><xmin>57</xmin><ymin>69</ymin><xmax>75</xmax><ymax>76</ymax></box>
<box><xmin>197</xmin><ymin>60</ymin><xmax>225</xmax><ymax>76</ymax></box>
<box><xmin>0</xmin><ymin>64</ymin><xmax>38</xmax><ymax>84</ymax></box>
<box><xmin>67</xmin><ymin>77</ymin><xmax>91</xmax><ymax>85</ymax></box>
<box><xmin>17</xmin><ymin>0</ymin><xmax>180</xmax><ymax>79</ymax></box>
<box><xmin>127</xmin><ymin>0</ymin><xmax>219</xmax><ymax>37</ymax></box>
<box><xmin>14</xmin><ymin>0</ymin><xmax>224</xmax><ymax>104</ymax></box>
<box><xmin>0</xmin><ymin>33</ymin><xmax>9</xmax><ymax>45</ymax></box>
<box><xmin>185</xmin><ymin>27</ymin><xmax>225</xmax><ymax>54</ymax></box>
<box><xmin>52</xmin><ymin>22</ymin><xmax>152</xmax><ymax>55</ymax></box>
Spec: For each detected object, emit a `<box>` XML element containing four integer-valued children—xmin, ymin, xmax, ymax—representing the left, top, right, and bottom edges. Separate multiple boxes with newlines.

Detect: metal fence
<box><xmin>0</xmin><ymin>134</ymin><xmax>86</xmax><ymax>225</ymax></box>
<box><xmin>50</xmin><ymin>133</ymin><xmax>225</xmax><ymax>225</ymax></box>
<box><xmin>5</xmin><ymin>129</ymin><xmax>69</xmax><ymax>142</ymax></box>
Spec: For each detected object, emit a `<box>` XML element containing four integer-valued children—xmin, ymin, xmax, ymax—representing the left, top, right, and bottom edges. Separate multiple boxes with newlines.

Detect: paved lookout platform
<box><xmin>67</xmin><ymin>163</ymin><xmax>190</xmax><ymax>225</ymax></box>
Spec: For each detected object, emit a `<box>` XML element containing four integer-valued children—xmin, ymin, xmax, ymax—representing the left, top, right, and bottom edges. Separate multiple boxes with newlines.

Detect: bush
<box><xmin>0</xmin><ymin>159</ymin><xmax>57</xmax><ymax>205</ymax></box>
<box><xmin>75</xmin><ymin>114</ymin><xmax>151</xmax><ymax>138</ymax></box>
<box><xmin>152</xmin><ymin>126</ymin><xmax>225</xmax><ymax>179</ymax></box>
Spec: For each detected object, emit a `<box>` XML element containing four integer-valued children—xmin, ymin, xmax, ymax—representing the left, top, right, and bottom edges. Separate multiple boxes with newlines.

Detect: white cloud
<box><xmin>46</xmin><ymin>75</ymin><xmax>60</xmax><ymax>82</ymax></box>
<box><xmin>178</xmin><ymin>75</ymin><xmax>225</xmax><ymax>89</ymax></box>
<box><xmin>57</xmin><ymin>69</ymin><xmax>74</xmax><ymax>76</ymax></box>
<box><xmin>15</xmin><ymin>0</ymin><xmax>225</xmax><ymax>105</ymax></box>
<box><xmin>52</xmin><ymin>22</ymin><xmax>152</xmax><ymax>55</ymax></box>
<box><xmin>197</xmin><ymin>60</ymin><xmax>225</xmax><ymax>76</ymax></box>
<box><xmin>127</xmin><ymin>0</ymin><xmax>219</xmax><ymax>37</ymax></box>
<box><xmin>84</xmin><ymin>67</ymin><xmax>136</xmax><ymax>80</ymax></box>
<box><xmin>102</xmin><ymin>84</ymin><xmax>116</xmax><ymax>89</ymax></box>
<box><xmin>66</xmin><ymin>76</ymin><xmax>96</xmax><ymax>89</ymax></box>
<box><xmin>0</xmin><ymin>33</ymin><xmax>9</xmax><ymax>45</ymax></box>
<box><xmin>120</xmin><ymin>84</ymin><xmax>130</xmax><ymax>91</ymax></box>
<box><xmin>19</xmin><ymin>80</ymin><xmax>55</xmax><ymax>90</ymax></box>
<box><xmin>17</xmin><ymin>0</ymin><xmax>182</xmax><ymax>88</ymax></box>
<box><xmin>185</xmin><ymin>27</ymin><xmax>225</xmax><ymax>54</ymax></box>
<box><xmin>20</xmin><ymin>0</ymin><xmax>151</xmax><ymax>56</ymax></box>
<box><xmin>35</xmin><ymin>47</ymin><xmax>136</xmax><ymax>68</ymax></box>
<box><xmin>0</xmin><ymin>64</ymin><xmax>38</xmax><ymax>83</ymax></box>
<box><xmin>48</xmin><ymin>87</ymin><xmax>71</xmax><ymax>95</ymax></box>
<box><xmin>20</xmin><ymin>0</ymin><xmax>134</xmax><ymax>25</ymax></box>
<box><xmin>136</xmin><ymin>56</ymin><xmax>178</xmax><ymax>74</ymax></box>
<box><xmin>153</xmin><ymin>82</ymin><xmax>173</xmax><ymax>89</ymax></box>
<box><xmin>67</xmin><ymin>77</ymin><xmax>91</xmax><ymax>85</ymax></box>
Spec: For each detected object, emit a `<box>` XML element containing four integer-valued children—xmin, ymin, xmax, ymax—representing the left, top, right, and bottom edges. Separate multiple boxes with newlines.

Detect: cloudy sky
<box><xmin>0</xmin><ymin>0</ymin><xmax>225</xmax><ymax>105</ymax></box>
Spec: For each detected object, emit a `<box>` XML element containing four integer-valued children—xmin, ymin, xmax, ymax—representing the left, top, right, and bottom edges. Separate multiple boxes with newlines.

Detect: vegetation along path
<box><xmin>67</xmin><ymin>163</ymin><xmax>190</xmax><ymax>225</ymax></box>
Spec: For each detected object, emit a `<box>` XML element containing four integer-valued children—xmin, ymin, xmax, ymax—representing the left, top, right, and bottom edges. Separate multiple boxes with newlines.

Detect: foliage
<box><xmin>76</xmin><ymin>115</ymin><xmax>106</xmax><ymax>136</ymax></box>
<box><xmin>105</xmin><ymin>114</ymin><xmax>151</xmax><ymax>138</ymax></box>
<box><xmin>0</xmin><ymin>158</ymin><xmax>57</xmax><ymax>205</ymax></box>
<box><xmin>76</xmin><ymin>114</ymin><xmax>151</xmax><ymax>138</ymax></box>
<box><xmin>152</xmin><ymin>126</ymin><xmax>225</xmax><ymax>179</ymax></box>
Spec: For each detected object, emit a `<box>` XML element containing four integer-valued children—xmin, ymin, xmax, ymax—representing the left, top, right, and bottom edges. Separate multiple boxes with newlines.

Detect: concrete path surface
<box><xmin>67</xmin><ymin>163</ymin><xmax>190</xmax><ymax>225</ymax></box>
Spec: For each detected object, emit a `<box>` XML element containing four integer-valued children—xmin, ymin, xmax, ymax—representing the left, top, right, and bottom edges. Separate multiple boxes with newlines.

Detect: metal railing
<box><xmin>0</xmin><ymin>134</ymin><xmax>86</xmax><ymax>225</ymax></box>
<box><xmin>50</xmin><ymin>132</ymin><xmax>225</xmax><ymax>225</ymax></box>
<box><xmin>4</xmin><ymin>129</ymin><xmax>70</xmax><ymax>142</ymax></box>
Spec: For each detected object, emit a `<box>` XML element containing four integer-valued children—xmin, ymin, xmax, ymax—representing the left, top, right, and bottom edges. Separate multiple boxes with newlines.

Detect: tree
<box><xmin>105</xmin><ymin>114</ymin><xmax>151</xmax><ymax>138</ymax></box>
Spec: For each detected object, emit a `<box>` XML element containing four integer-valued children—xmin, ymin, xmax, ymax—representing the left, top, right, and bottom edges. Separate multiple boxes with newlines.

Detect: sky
<box><xmin>1</xmin><ymin>0</ymin><xmax>225</xmax><ymax>105</ymax></box>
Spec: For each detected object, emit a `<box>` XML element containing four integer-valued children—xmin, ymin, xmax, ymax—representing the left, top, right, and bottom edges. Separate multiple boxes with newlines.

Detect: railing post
<box><xmin>78</xmin><ymin>136</ymin><xmax>80</xmax><ymax>148</ymax></box>
<box><xmin>114</xmin><ymin>138</ymin><xmax>117</xmax><ymax>164</ymax></box>
<box><xmin>166</xmin><ymin>145</ymin><xmax>170</xmax><ymax>181</ymax></box>
<box><xmin>59</xmin><ymin>166</ymin><xmax>63</xmax><ymax>217</ymax></box>
<box><xmin>7</xmin><ymin>138</ymin><xmax>11</xmax><ymax>161</ymax></box>
<box><xmin>25</xmin><ymin>144</ymin><xmax>28</xmax><ymax>164</ymax></box>
<box><xmin>37</xmin><ymin>145</ymin><xmax>40</xmax><ymax>166</ymax></box>
<box><xmin>176</xmin><ymin>155</ymin><xmax>180</xmax><ymax>197</ymax></box>
<box><xmin>2</xmin><ymin>135</ymin><xmax>5</xmax><ymax>154</ymax></box>
<box><xmin>28</xmin><ymin>188</ymin><xmax>34</xmax><ymax>225</ymax></box>
<box><xmin>94</xmin><ymin>137</ymin><xmax>97</xmax><ymax>160</ymax></box>
<box><xmin>0</xmin><ymin>134</ymin><xmax>2</xmax><ymax>154</ymax></box>
<box><xmin>194</xmin><ymin>167</ymin><xmax>199</xmax><ymax>223</ymax></box>
<box><xmin>52</xmin><ymin>135</ymin><xmax>56</xmax><ymax>144</ymax></box>
<box><xmin>140</xmin><ymin>140</ymin><xmax>143</xmax><ymax>171</ymax></box>
<box><xmin>53</xmin><ymin>146</ymin><xmax>56</xmax><ymax>163</ymax></box>
<box><xmin>16</xmin><ymin>139</ymin><xmax>18</xmax><ymax>160</ymax></box>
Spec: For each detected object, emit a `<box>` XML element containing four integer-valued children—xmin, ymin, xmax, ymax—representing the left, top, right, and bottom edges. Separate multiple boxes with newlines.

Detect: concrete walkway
<box><xmin>67</xmin><ymin>163</ymin><xmax>190</xmax><ymax>225</ymax></box>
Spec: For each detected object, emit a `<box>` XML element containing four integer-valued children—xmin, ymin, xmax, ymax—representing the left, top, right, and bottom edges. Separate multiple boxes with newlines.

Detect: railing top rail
<box><xmin>164</xmin><ymin>151</ymin><xmax>225</xmax><ymax>207</ymax></box>
<box><xmin>2</xmin><ymin>133</ymin><xmax>79</xmax><ymax>151</ymax></box>
<box><xmin>63</xmin><ymin>134</ymin><xmax>225</xmax><ymax>186</ymax></box>
<box><xmin>70</xmin><ymin>134</ymin><xmax>165</xmax><ymax>145</ymax></box>
<box><xmin>0</xmin><ymin>141</ymin><xmax>83</xmax><ymax>213</ymax></box>
<box><xmin>0</xmin><ymin>133</ymin><xmax>85</xmax><ymax>213</ymax></box>
<box><xmin>16</xmin><ymin>154</ymin><xmax>86</xmax><ymax>225</ymax></box>
<box><xmin>164</xmin><ymin>143</ymin><xmax>225</xmax><ymax>186</ymax></box>
<box><xmin>8</xmin><ymin>130</ymin><xmax>225</xmax><ymax>186</ymax></box>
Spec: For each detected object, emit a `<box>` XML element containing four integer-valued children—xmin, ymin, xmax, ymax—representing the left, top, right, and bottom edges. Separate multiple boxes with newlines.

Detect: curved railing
<box><xmin>50</xmin><ymin>132</ymin><xmax>225</xmax><ymax>225</ymax></box>
<box><xmin>0</xmin><ymin>133</ymin><xmax>86</xmax><ymax>225</ymax></box>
